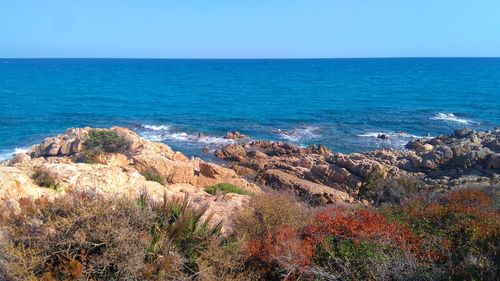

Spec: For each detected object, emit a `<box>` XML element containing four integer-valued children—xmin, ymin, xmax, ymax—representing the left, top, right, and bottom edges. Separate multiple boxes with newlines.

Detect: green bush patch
<box><xmin>31</xmin><ymin>166</ymin><xmax>60</xmax><ymax>190</ymax></box>
<box><xmin>204</xmin><ymin>183</ymin><xmax>252</xmax><ymax>196</ymax></box>
<box><xmin>141</xmin><ymin>169</ymin><xmax>164</xmax><ymax>184</ymax></box>
<box><xmin>79</xmin><ymin>129</ymin><xmax>132</xmax><ymax>163</ymax></box>
<box><xmin>84</xmin><ymin>129</ymin><xmax>131</xmax><ymax>153</ymax></box>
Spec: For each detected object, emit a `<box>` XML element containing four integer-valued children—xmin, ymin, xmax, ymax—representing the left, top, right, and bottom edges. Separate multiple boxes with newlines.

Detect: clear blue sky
<box><xmin>1</xmin><ymin>0</ymin><xmax>499</xmax><ymax>58</ymax></box>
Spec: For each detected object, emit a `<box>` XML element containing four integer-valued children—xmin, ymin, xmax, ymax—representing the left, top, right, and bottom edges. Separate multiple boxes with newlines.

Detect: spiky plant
<box><xmin>146</xmin><ymin>193</ymin><xmax>222</xmax><ymax>276</ymax></box>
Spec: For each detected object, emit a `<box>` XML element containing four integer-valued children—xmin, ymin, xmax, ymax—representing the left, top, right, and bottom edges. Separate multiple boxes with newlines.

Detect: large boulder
<box><xmin>256</xmin><ymin>169</ymin><xmax>352</xmax><ymax>205</ymax></box>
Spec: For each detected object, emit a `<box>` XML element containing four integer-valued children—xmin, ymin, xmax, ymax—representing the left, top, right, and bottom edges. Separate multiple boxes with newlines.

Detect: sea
<box><xmin>1</xmin><ymin>58</ymin><xmax>499</xmax><ymax>160</ymax></box>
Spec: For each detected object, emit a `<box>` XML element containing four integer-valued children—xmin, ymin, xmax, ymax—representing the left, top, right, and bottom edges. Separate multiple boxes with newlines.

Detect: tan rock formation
<box><xmin>0</xmin><ymin>127</ymin><xmax>260</xmax><ymax>233</ymax></box>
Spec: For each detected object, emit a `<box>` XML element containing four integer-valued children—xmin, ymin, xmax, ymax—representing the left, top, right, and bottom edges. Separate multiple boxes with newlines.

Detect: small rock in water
<box><xmin>198</xmin><ymin>132</ymin><xmax>205</xmax><ymax>139</ymax></box>
<box><xmin>377</xmin><ymin>134</ymin><xmax>389</xmax><ymax>140</ymax></box>
<box><xmin>202</xmin><ymin>147</ymin><xmax>210</xmax><ymax>153</ymax></box>
<box><xmin>225</xmin><ymin>131</ymin><xmax>246</xmax><ymax>140</ymax></box>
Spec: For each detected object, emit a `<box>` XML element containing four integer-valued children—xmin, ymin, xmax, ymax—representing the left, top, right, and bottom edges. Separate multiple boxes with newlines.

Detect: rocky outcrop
<box><xmin>215</xmin><ymin>129</ymin><xmax>500</xmax><ymax>202</ymax></box>
<box><xmin>2</xmin><ymin>126</ymin><xmax>498</xmax><ymax>218</ymax></box>
<box><xmin>0</xmin><ymin>127</ymin><xmax>260</xmax><ymax>233</ymax></box>
<box><xmin>224</xmin><ymin>131</ymin><xmax>246</xmax><ymax>140</ymax></box>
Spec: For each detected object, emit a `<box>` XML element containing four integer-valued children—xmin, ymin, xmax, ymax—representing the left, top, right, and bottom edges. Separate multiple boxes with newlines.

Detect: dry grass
<box><xmin>0</xmin><ymin>190</ymin><xmax>170</xmax><ymax>281</ymax></box>
<box><xmin>235</xmin><ymin>191</ymin><xmax>310</xmax><ymax>241</ymax></box>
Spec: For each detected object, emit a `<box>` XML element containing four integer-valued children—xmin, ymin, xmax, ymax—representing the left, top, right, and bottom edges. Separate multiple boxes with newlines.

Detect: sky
<box><xmin>1</xmin><ymin>0</ymin><xmax>499</xmax><ymax>58</ymax></box>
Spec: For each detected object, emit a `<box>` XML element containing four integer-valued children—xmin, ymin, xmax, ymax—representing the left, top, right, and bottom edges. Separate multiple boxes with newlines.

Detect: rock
<box><xmin>2</xmin><ymin>127</ymin><xmax>262</xmax><ymax>234</ymax></box>
<box><xmin>218</xmin><ymin>144</ymin><xmax>247</xmax><ymax>160</ymax></box>
<box><xmin>248</xmin><ymin>150</ymin><xmax>268</xmax><ymax>159</ymax></box>
<box><xmin>199</xmin><ymin>162</ymin><xmax>226</xmax><ymax>178</ymax></box>
<box><xmin>256</xmin><ymin>169</ymin><xmax>352</xmax><ymax>205</ymax></box>
<box><xmin>215</xmin><ymin>128</ymin><xmax>500</xmax><ymax>205</ymax></box>
<box><xmin>406</xmin><ymin>140</ymin><xmax>433</xmax><ymax>153</ymax></box>
<box><xmin>7</xmin><ymin>153</ymin><xmax>31</xmax><ymax>165</ymax></box>
<box><xmin>198</xmin><ymin>132</ymin><xmax>205</xmax><ymax>139</ymax></box>
<box><xmin>454</xmin><ymin>128</ymin><xmax>473</xmax><ymax>138</ymax></box>
<box><xmin>224</xmin><ymin>131</ymin><xmax>246</xmax><ymax>140</ymax></box>
<box><xmin>377</xmin><ymin>134</ymin><xmax>389</xmax><ymax>140</ymax></box>
<box><xmin>488</xmin><ymin>153</ymin><xmax>500</xmax><ymax>169</ymax></box>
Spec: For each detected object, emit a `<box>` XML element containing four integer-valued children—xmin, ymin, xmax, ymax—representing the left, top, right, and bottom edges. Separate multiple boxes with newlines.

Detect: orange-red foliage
<box><xmin>304</xmin><ymin>207</ymin><xmax>420</xmax><ymax>254</ymax></box>
<box><xmin>246</xmin><ymin>226</ymin><xmax>313</xmax><ymax>269</ymax></box>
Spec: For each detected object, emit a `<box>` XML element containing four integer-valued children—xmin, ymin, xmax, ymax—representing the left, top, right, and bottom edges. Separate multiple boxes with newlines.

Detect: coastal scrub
<box><xmin>204</xmin><ymin>183</ymin><xmax>253</xmax><ymax>196</ymax></box>
<box><xmin>79</xmin><ymin>129</ymin><xmax>131</xmax><ymax>163</ymax></box>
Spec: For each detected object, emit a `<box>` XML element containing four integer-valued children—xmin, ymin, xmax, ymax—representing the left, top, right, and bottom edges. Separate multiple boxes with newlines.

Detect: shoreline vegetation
<box><xmin>0</xmin><ymin>126</ymin><xmax>499</xmax><ymax>280</ymax></box>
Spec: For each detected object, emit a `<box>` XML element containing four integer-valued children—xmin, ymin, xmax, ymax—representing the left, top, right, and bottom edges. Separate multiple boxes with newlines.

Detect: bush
<box><xmin>196</xmin><ymin>238</ymin><xmax>259</xmax><ymax>281</ymax></box>
<box><xmin>79</xmin><ymin>129</ymin><xmax>131</xmax><ymax>163</ymax></box>
<box><xmin>146</xmin><ymin>194</ymin><xmax>222</xmax><ymax>277</ymax></box>
<box><xmin>141</xmin><ymin>169</ymin><xmax>164</xmax><ymax>184</ymax></box>
<box><xmin>360</xmin><ymin>168</ymin><xmax>422</xmax><ymax>205</ymax></box>
<box><xmin>384</xmin><ymin>188</ymin><xmax>500</xmax><ymax>280</ymax></box>
<box><xmin>1</xmin><ymin>185</ymin><xmax>497</xmax><ymax>280</ymax></box>
<box><xmin>84</xmin><ymin>129</ymin><xmax>131</xmax><ymax>153</ymax></box>
<box><xmin>31</xmin><ymin>166</ymin><xmax>60</xmax><ymax>190</ymax></box>
<box><xmin>235</xmin><ymin>192</ymin><xmax>311</xmax><ymax>279</ymax></box>
<box><xmin>236</xmin><ymin>192</ymin><xmax>309</xmax><ymax>241</ymax></box>
<box><xmin>0</xmin><ymin>190</ymin><xmax>152</xmax><ymax>281</ymax></box>
<box><xmin>204</xmin><ymin>183</ymin><xmax>252</xmax><ymax>196</ymax></box>
<box><xmin>304</xmin><ymin>207</ymin><xmax>424</xmax><ymax>280</ymax></box>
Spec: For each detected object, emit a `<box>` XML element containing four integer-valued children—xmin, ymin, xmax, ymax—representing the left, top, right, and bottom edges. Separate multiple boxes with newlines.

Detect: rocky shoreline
<box><xmin>1</xmin><ymin>127</ymin><xmax>499</xmax><ymax>219</ymax></box>
<box><xmin>215</xmin><ymin>127</ymin><xmax>500</xmax><ymax>204</ymax></box>
<box><xmin>0</xmin><ymin>127</ymin><xmax>261</xmax><ymax>233</ymax></box>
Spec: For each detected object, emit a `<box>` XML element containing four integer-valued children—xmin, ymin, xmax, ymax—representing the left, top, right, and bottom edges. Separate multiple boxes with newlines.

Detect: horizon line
<box><xmin>2</xmin><ymin>56</ymin><xmax>500</xmax><ymax>60</ymax></box>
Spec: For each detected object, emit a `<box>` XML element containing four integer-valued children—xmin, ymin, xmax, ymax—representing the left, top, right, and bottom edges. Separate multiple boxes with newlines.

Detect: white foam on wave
<box><xmin>139</xmin><ymin>125</ymin><xmax>236</xmax><ymax>148</ymax></box>
<box><xmin>0</xmin><ymin>147</ymin><xmax>29</xmax><ymax>161</ymax></box>
<box><xmin>141</xmin><ymin>124</ymin><xmax>171</xmax><ymax>131</ymax></box>
<box><xmin>357</xmin><ymin>131</ymin><xmax>426</xmax><ymax>139</ymax></box>
<box><xmin>357</xmin><ymin>131</ymin><xmax>432</xmax><ymax>149</ymax></box>
<box><xmin>151</xmin><ymin>132</ymin><xmax>235</xmax><ymax>146</ymax></box>
<box><xmin>275</xmin><ymin>125</ymin><xmax>322</xmax><ymax>143</ymax></box>
<box><xmin>430</xmin><ymin>113</ymin><xmax>474</xmax><ymax>125</ymax></box>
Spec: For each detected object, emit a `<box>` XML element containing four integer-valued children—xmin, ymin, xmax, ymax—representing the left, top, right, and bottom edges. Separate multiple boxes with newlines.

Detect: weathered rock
<box><xmin>215</xmin><ymin>128</ymin><xmax>500</xmax><ymax>204</ymax></box>
<box><xmin>377</xmin><ymin>134</ymin><xmax>389</xmax><ymax>140</ymax></box>
<box><xmin>256</xmin><ymin>169</ymin><xmax>352</xmax><ymax>205</ymax></box>
<box><xmin>1</xmin><ymin>127</ymin><xmax>261</xmax><ymax>234</ymax></box>
<box><xmin>488</xmin><ymin>153</ymin><xmax>500</xmax><ymax>169</ymax></box>
<box><xmin>454</xmin><ymin>128</ymin><xmax>474</xmax><ymax>138</ymax></box>
<box><xmin>224</xmin><ymin>131</ymin><xmax>246</xmax><ymax>140</ymax></box>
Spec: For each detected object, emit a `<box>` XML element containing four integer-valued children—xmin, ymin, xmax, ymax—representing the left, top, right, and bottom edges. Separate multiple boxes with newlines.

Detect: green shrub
<box><xmin>78</xmin><ymin>129</ymin><xmax>131</xmax><ymax>163</ymax></box>
<box><xmin>141</xmin><ymin>169</ymin><xmax>164</xmax><ymax>184</ymax></box>
<box><xmin>84</xmin><ymin>129</ymin><xmax>131</xmax><ymax>153</ymax></box>
<box><xmin>31</xmin><ymin>166</ymin><xmax>60</xmax><ymax>190</ymax></box>
<box><xmin>360</xmin><ymin>167</ymin><xmax>422</xmax><ymax>205</ymax></box>
<box><xmin>146</xmin><ymin>194</ymin><xmax>222</xmax><ymax>276</ymax></box>
<box><xmin>311</xmin><ymin>237</ymin><xmax>424</xmax><ymax>280</ymax></box>
<box><xmin>204</xmin><ymin>183</ymin><xmax>252</xmax><ymax>196</ymax></box>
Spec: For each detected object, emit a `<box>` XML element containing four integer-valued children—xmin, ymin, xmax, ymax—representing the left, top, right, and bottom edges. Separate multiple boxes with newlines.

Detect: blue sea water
<box><xmin>1</xmin><ymin>58</ymin><xmax>499</xmax><ymax>160</ymax></box>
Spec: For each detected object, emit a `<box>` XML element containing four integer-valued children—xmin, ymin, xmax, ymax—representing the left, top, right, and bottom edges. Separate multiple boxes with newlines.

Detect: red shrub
<box><xmin>247</xmin><ymin>226</ymin><xmax>313</xmax><ymax>269</ymax></box>
<box><xmin>304</xmin><ymin>207</ymin><xmax>420</xmax><ymax>254</ymax></box>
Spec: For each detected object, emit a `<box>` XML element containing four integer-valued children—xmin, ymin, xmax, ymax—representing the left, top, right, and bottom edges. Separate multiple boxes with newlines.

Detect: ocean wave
<box><xmin>357</xmin><ymin>131</ymin><xmax>426</xmax><ymax>139</ymax></box>
<box><xmin>141</xmin><ymin>124</ymin><xmax>171</xmax><ymax>131</ymax></box>
<box><xmin>357</xmin><ymin>131</ymin><xmax>431</xmax><ymax>149</ymax></box>
<box><xmin>430</xmin><ymin>113</ymin><xmax>474</xmax><ymax>125</ymax></box>
<box><xmin>274</xmin><ymin>125</ymin><xmax>322</xmax><ymax>143</ymax></box>
<box><xmin>0</xmin><ymin>147</ymin><xmax>29</xmax><ymax>161</ymax></box>
<box><xmin>138</xmin><ymin>125</ymin><xmax>236</xmax><ymax>149</ymax></box>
